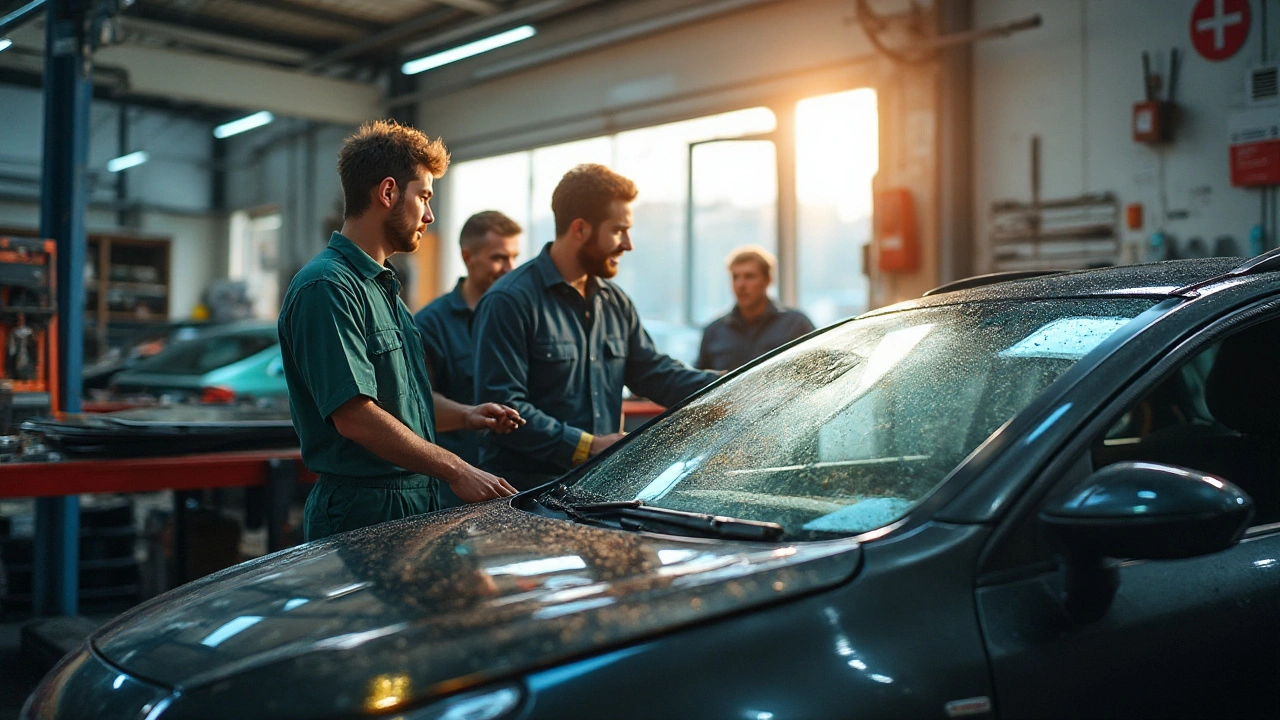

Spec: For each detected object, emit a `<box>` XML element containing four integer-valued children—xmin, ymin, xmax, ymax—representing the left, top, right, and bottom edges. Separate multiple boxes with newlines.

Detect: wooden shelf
<box><xmin>107</xmin><ymin>312</ymin><xmax>167</xmax><ymax>324</ymax></box>
<box><xmin>88</xmin><ymin>234</ymin><xmax>171</xmax><ymax>335</ymax></box>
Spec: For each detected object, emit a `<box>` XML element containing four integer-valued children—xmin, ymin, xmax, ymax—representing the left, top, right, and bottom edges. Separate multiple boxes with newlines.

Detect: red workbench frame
<box><xmin>0</xmin><ymin>448</ymin><xmax>314</xmax><ymax>498</ymax></box>
<box><xmin>1</xmin><ymin>448</ymin><xmax>317</xmax><ymax>593</ymax></box>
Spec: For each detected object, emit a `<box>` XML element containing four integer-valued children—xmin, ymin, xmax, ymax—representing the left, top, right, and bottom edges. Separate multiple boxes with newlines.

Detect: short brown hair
<box><xmin>459</xmin><ymin>210</ymin><xmax>522</xmax><ymax>250</ymax></box>
<box><xmin>550</xmin><ymin>164</ymin><xmax>638</xmax><ymax>236</ymax></box>
<box><xmin>726</xmin><ymin>244</ymin><xmax>776</xmax><ymax>280</ymax></box>
<box><xmin>337</xmin><ymin>120</ymin><xmax>450</xmax><ymax>219</ymax></box>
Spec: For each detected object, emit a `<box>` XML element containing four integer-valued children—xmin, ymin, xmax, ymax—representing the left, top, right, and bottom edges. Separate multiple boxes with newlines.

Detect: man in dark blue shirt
<box><xmin>472</xmin><ymin>164</ymin><xmax>719</xmax><ymax>489</ymax></box>
<box><xmin>696</xmin><ymin>245</ymin><xmax>815</xmax><ymax>371</ymax></box>
<box><xmin>414</xmin><ymin>210</ymin><xmax>522</xmax><ymax>507</ymax></box>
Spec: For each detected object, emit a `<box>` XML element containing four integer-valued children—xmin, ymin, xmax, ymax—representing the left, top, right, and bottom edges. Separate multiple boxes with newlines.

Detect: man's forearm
<box><xmin>432</xmin><ymin>391</ymin><xmax>472</xmax><ymax>433</ymax></box>
<box><xmin>332</xmin><ymin>396</ymin><xmax>468</xmax><ymax>480</ymax></box>
<box><xmin>487</xmin><ymin>398</ymin><xmax>583</xmax><ymax>470</ymax></box>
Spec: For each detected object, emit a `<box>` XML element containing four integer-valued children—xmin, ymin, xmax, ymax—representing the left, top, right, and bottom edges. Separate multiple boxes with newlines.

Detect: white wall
<box><xmin>0</xmin><ymin>83</ymin><xmax>222</xmax><ymax>319</ymax></box>
<box><xmin>0</xmin><ymin>84</ymin><xmax>214</xmax><ymax>212</ymax></box>
<box><xmin>974</xmin><ymin>0</ymin><xmax>1280</xmax><ymax>268</ymax></box>
<box><xmin>0</xmin><ymin>79</ymin><xmax>360</xmax><ymax>318</ymax></box>
<box><xmin>416</xmin><ymin>0</ymin><xmax>910</xmax><ymax>159</ymax></box>
<box><xmin>223</xmin><ymin>120</ymin><xmax>353</xmax><ymax>282</ymax></box>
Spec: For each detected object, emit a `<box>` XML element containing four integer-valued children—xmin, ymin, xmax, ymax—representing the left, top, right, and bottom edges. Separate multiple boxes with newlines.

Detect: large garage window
<box><xmin>439</xmin><ymin>107</ymin><xmax>776</xmax><ymax>364</ymax></box>
<box><xmin>439</xmin><ymin>94</ymin><xmax>878</xmax><ymax>364</ymax></box>
<box><xmin>797</xmin><ymin>88</ymin><xmax>878</xmax><ymax>327</ymax></box>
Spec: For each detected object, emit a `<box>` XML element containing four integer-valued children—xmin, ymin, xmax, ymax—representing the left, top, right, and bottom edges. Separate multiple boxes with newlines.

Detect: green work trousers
<box><xmin>303</xmin><ymin>475</ymin><xmax>439</xmax><ymax>541</ymax></box>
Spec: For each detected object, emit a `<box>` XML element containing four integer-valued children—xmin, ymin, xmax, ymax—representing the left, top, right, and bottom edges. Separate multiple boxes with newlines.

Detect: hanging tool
<box><xmin>1133</xmin><ymin>49</ymin><xmax>1176</xmax><ymax>144</ymax></box>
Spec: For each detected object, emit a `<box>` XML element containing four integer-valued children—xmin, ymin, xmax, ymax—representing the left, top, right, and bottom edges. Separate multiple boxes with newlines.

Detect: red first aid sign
<box><xmin>1190</xmin><ymin>0</ymin><xmax>1250</xmax><ymax>62</ymax></box>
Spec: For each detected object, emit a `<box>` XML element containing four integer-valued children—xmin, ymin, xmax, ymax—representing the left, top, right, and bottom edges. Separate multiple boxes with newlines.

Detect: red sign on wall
<box><xmin>1231</xmin><ymin>140</ymin><xmax>1280</xmax><ymax>186</ymax></box>
<box><xmin>1190</xmin><ymin>0</ymin><xmax>1250</xmax><ymax>62</ymax></box>
<box><xmin>1229</xmin><ymin>108</ymin><xmax>1280</xmax><ymax>186</ymax></box>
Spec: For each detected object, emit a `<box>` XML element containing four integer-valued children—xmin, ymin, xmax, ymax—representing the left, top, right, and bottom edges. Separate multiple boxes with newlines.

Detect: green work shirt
<box><xmin>278</xmin><ymin>232</ymin><xmax>439</xmax><ymax>487</ymax></box>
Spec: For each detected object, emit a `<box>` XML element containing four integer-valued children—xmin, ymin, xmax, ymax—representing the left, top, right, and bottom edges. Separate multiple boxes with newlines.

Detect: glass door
<box><xmin>686</xmin><ymin>137</ymin><xmax>778</xmax><ymax>327</ymax></box>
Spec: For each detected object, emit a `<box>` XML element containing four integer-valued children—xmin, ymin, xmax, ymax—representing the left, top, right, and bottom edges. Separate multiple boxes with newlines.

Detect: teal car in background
<box><xmin>109</xmin><ymin>322</ymin><xmax>287</xmax><ymax>406</ymax></box>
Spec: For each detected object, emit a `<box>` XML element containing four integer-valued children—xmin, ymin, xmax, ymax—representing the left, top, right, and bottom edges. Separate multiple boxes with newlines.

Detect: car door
<box><xmin>973</xmin><ymin>304</ymin><xmax>1280</xmax><ymax>719</ymax></box>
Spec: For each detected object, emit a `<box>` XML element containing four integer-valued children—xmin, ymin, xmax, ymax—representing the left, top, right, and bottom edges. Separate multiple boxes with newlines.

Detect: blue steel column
<box><xmin>35</xmin><ymin>0</ymin><xmax>89</xmax><ymax>617</ymax></box>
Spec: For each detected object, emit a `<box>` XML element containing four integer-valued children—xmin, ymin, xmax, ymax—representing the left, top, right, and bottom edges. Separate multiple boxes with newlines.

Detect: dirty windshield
<box><xmin>563</xmin><ymin>298</ymin><xmax>1156</xmax><ymax>540</ymax></box>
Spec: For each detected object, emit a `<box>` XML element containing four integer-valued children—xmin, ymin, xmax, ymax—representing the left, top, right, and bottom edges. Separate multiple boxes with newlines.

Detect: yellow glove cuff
<box><xmin>572</xmin><ymin>432</ymin><xmax>594</xmax><ymax>465</ymax></box>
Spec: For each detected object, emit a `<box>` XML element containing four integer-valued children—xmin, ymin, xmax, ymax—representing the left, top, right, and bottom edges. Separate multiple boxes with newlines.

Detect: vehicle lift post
<box><xmin>34</xmin><ymin>0</ymin><xmax>90</xmax><ymax>617</ymax></box>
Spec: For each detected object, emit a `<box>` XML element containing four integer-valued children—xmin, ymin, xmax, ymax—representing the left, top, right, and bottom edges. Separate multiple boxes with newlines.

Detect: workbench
<box><xmin>0</xmin><ymin>448</ymin><xmax>315</xmax><ymax>610</ymax></box>
<box><xmin>8</xmin><ymin>402</ymin><xmax>667</xmax><ymax>614</ymax></box>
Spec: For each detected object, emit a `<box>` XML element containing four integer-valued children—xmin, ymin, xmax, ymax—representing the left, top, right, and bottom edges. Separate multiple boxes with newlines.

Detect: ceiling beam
<box><xmin>472</xmin><ymin>0</ymin><xmax>787</xmax><ymax>80</ymax></box>
<box><xmin>120</xmin><ymin>17</ymin><xmax>313</xmax><ymax>65</ymax></box>
<box><xmin>94</xmin><ymin>43</ymin><xmax>380</xmax><ymax>125</ymax></box>
<box><xmin>399</xmin><ymin>0</ymin><xmax>596</xmax><ymax>58</ymax></box>
<box><xmin>300</xmin><ymin>6</ymin><xmax>460</xmax><ymax>71</ymax></box>
<box><xmin>435</xmin><ymin>0</ymin><xmax>501</xmax><ymax>15</ymax></box>
<box><xmin>0</xmin><ymin>0</ymin><xmax>45</xmax><ymax>35</ymax></box>
<box><xmin>125</xmin><ymin>4</ymin><xmax>332</xmax><ymax>54</ymax></box>
<box><xmin>246</xmin><ymin>0</ymin><xmax>383</xmax><ymax>33</ymax></box>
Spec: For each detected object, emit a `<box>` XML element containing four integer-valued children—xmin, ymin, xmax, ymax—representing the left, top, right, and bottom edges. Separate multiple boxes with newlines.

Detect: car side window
<box><xmin>1091</xmin><ymin>316</ymin><xmax>1280</xmax><ymax>528</ymax></box>
<box><xmin>980</xmin><ymin>314</ymin><xmax>1280</xmax><ymax>581</ymax></box>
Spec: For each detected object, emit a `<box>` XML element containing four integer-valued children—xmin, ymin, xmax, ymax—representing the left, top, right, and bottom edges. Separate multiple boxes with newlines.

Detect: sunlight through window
<box><xmin>797</xmin><ymin>88</ymin><xmax>879</xmax><ymax>327</ymax></box>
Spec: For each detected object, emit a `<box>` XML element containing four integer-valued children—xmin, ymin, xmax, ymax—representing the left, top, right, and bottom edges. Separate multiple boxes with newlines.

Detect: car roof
<box><xmin>184</xmin><ymin>320</ymin><xmax>279</xmax><ymax>339</ymax></box>
<box><xmin>867</xmin><ymin>257</ymin><xmax>1247</xmax><ymax>317</ymax></box>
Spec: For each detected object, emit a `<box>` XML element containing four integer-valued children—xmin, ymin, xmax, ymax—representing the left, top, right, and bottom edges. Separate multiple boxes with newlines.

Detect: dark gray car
<box><xmin>24</xmin><ymin>254</ymin><xmax>1280</xmax><ymax>720</ymax></box>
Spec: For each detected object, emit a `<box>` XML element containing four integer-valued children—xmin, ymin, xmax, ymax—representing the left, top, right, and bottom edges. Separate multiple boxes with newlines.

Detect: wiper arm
<box><xmin>565</xmin><ymin>498</ymin><xmax>785</xmax><ymax>542</ymax></box>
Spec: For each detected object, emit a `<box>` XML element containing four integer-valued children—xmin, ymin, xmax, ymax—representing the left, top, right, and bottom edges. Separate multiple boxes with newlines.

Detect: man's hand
<box><xmin>331</xmin><ymin>396</ymin><xmax>517</xmax><ymax>505</ymax></box>
<box><xmin>590</xmin><ymin>432</ymin><xmax>626</xmax><ymax>456</ymax></box>
<box><xmin>465</xmin><ymin>403</ymin><xmax>525</xmax><ymax>434</ymax></box>
<box><xmin>446</xmin><ymin>464</ymin><xmax>519</xmax><ymax>503</ymax></box>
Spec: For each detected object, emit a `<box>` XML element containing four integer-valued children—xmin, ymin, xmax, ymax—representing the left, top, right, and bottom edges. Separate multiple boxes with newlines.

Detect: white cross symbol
<box><xmin>1196</xmin><ymin>0</ymin><xmax>1244</xmax><ymax>50</ymax></box>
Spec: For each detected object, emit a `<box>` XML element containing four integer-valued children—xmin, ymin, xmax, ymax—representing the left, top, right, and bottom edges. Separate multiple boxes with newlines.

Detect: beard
<box><xmin>384</xmin><ymin>197</ymin><xmax>423</xmax><ymax>254</ymax></box>
<box><xmin>577</xmin><ymin>228</ymin><xmax>623</xmax><ymax>278</ymax></box>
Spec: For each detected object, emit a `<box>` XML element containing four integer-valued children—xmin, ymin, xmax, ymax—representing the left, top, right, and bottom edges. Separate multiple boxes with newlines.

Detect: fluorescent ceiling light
<box><xmin>213</xmin><ymin>111</ymin><xmax>274</xmax><ymax>139</ymax></box>
<box><xmin>401</xmin><ymin>25</ymin><xmax>535</xmax><ymax>75</ymax></box>
<box><xmin>0</xmin><ymin>38</ymin><xmax>12</xmax><ymax>53</ymax></box>
<box><xmin>106</xmin><ymin>151</ymin><xmax>149</xmax><ymax>173</ymax></box>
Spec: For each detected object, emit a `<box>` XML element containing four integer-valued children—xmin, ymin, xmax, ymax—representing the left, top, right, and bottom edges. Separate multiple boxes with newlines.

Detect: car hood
<box><xmin>92</xmin><ymin>499</ymin><xmax>861</xmax><ymax>719</ymax></box>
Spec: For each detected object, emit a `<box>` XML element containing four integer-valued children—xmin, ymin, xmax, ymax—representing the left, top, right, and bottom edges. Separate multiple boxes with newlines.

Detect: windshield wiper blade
<box><xmin>567</xmin><ymin>498</ymin><xmax>785</xmax><ymax>542</ymax></box>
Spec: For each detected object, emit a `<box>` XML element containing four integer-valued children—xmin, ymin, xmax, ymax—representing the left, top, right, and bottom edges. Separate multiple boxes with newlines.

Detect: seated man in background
<box><xmin>696</xmin><ymin>245</ymin><xmax>815</xmax><ymax>372</ymax></box>
<box><xmin>414</xmin><ymin>210</ymin><xmax>523</xmax><ymax>507</ymax></box>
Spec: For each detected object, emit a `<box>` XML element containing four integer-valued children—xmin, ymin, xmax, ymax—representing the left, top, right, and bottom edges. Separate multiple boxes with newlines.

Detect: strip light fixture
<box><xmin>106</xmin><ymin>151</ymin><xmax>149</xmax><ymax>173</ymax></box>
<box><xmin>213</xmin><ymin>111</ymin><xmax>274</xmax><ymax>139</ymax></box>
<box><xmin>401</xmin><ymin>25</ymin><xmax>536</xmax><ymax>75</ymax></box>
<box><xmin>0</xmin><ymin>38</ymin><xmax>12</xmax><ymax>52</ymax></box>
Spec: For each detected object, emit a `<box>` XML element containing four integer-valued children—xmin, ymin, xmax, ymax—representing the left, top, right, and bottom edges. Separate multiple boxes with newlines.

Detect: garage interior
<box><xmin>0</xmin><ymin>0</ymin><xmax>1276</xmax><ymax>712</ymax></box>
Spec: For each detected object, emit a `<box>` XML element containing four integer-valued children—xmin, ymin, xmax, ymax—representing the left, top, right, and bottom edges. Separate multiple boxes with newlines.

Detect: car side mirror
<box><xmin>1039</xmin><ymin>461</ymin><xmax>1254</xmax><ymax>622</ymax></box>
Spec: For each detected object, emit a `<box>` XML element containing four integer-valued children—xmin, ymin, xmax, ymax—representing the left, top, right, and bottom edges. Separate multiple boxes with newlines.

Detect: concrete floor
<box><xmin>1</xmin><ymin>618</ymin><xmax>50</xmax><ymax>720</ymax></box>
<box><xmin>0</xmin><ymin>611</ymin><xmax>129</xmax><ymax>719</ymax></box>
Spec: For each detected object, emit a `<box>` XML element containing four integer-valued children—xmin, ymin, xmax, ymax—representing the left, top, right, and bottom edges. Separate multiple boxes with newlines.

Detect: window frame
<box><xmin>975</xmin><ymin>292</ymin><xmax>1280</xmax><ymax>586</ymax></box>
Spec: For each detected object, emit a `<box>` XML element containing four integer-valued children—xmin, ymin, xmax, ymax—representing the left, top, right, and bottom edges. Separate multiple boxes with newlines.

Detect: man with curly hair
<box><xmin>473</xmin><ymin>164</ymin><xmax>719</xmax><ymax>489</ymax></box>
<box><xmin>279</xmin><ymin>120</ymin><xmax>519</xmax><ymax>540</ymax></box>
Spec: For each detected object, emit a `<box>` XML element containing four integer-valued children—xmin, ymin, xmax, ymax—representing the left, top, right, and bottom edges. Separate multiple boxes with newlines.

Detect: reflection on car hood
<box><xmin>92</xmin><ymin>500</ymin><xmax>860</xmax><ymax>718</ymax></box>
